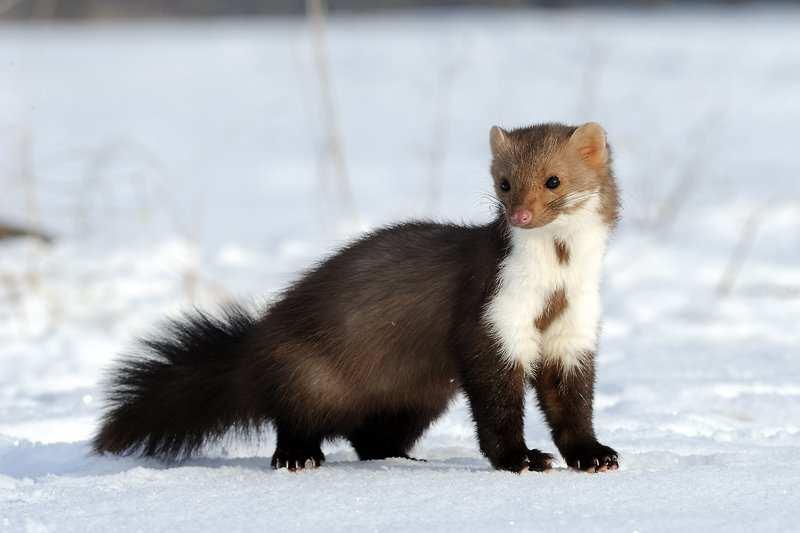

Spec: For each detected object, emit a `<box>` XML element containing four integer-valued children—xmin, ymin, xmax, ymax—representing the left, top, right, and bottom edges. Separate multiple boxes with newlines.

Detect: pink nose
<box><xmin>510</xmin><ymin>209</ymin><xmax>533</xmax><ymax>226</ymax></box>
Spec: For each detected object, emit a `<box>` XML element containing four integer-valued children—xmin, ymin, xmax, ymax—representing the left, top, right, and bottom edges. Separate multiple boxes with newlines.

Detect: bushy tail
<box><xmin>93</xmin><ymin>304</ymin><xmax>261</xmax><ymax>460</ymax></box>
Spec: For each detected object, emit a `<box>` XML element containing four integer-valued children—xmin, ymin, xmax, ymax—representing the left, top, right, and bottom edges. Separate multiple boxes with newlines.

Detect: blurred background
<box><xmin>0</xmin><ymin>0</ymin><xmax>779</xmax><ymax>19</ymax></box>
<box><xmin>1</xmin><ymin>0</ymin><xmax>799</xmax><ymax>485</ymax></box>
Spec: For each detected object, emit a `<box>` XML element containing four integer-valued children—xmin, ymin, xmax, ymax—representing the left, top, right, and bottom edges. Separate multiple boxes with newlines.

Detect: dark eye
<box><xmin>499</xmin><ymin>179</ymin><xmax>511</xmax><ymax>192</ymax></box>
<box><xmin>545</xmin><ymin>176</ymin><xmax>560</xmax><ymax>189</ymax></box>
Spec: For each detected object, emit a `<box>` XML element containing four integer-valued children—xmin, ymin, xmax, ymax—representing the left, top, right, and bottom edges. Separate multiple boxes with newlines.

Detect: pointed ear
<box><xmin>490</xmin><ymin>125</ymin><xmax>510</xmax><ymax>156</ymax></box>
<box><xmin>569</xmin><ymin>122</ymin><xmax>608</xmax><ymax>168</ymax></box>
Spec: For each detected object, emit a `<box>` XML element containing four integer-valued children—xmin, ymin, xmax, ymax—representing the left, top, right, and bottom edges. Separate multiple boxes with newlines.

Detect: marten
<box><xmin>93</xmin><ymin>122</ymin><xmax>620</xmax><ymax>474</ymax></box>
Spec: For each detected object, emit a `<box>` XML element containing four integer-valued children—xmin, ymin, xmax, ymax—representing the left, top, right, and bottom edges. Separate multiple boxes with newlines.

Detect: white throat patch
<box><xmin>483</xmin><ymin>195</ymin><xmax>609</xmax><ymax>375</ymax></box>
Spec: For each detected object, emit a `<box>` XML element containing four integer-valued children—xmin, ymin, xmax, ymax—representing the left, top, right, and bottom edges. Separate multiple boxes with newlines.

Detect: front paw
<box><xmin>563</xmin><ymin>441</ymin><xmax>618</xmax><ymax>473</ymax></box>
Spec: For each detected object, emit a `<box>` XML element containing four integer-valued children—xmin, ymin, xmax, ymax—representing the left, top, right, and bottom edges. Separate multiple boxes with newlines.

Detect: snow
<box><xmin>2</xmin><ymin>6</ymin><xmax>800</xmax><ymax>531</ymax></box>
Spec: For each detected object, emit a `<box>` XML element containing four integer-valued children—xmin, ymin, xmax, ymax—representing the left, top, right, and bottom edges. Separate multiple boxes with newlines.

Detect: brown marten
<box><xmin>94</xmin><ymin>122</ymin><xmax>620</xmax><ymax>474</ymax></box>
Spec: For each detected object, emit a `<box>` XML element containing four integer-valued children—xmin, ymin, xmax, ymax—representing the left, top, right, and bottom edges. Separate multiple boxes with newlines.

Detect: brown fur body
<box><xmin>94</xmin><ymin>122</ymin><xmax>620</xmax><ymax>473</ymax></box>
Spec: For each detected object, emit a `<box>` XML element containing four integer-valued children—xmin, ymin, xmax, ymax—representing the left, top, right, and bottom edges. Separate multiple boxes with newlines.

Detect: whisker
<box><xmin>479</xmin><ymin>193</ymin><xmax>506</xmax><ymax>214</ymax></box>
<box><xmin>553</xmin><ymin>190</ymin><xmax>598</xmax><ymax>204</ymax></box>
<box><xmin>547</xmin><ymin>190</ymin><xmax>599</xmax><ymax>210</ymax></box>
<box><xmin>548</xmin><ymin>191</ymin><xmax>580</xmax><ymax>208</ymax></box>
<box><xmin>479</xmin><ymin>193</ymin><xmax>501</xmax><ymax>206</ymax></box>
<box><xmin>565</xmin><ymin>191</ymin><xmax>599</xmax><ymax>204</ymax></box>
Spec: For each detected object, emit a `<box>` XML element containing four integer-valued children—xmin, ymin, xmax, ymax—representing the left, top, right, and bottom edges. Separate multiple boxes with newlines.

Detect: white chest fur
<box><xmin>484</xmin><ymin>198</ymin><xmax>609</xmax><ymax>374</ymax></box>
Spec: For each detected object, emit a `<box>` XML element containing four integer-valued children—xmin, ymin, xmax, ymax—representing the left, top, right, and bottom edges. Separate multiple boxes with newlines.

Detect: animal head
<box><xmin>489</xmin><ymin>122</ymin><xmax>619</xmax><ymax>230</ymax></box>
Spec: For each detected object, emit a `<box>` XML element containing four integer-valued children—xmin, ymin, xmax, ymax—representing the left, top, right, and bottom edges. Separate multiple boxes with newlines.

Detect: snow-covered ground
<box><xmin>2</xmin><ymin>7</ymin><xmax>800</xmax><ymax>531</ymax></box>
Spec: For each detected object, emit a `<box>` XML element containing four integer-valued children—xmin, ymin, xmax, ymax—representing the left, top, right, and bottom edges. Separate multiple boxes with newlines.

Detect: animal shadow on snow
<box><xmin>0</xmin><ymin>439</ymin><xmax>491</xmax><ymax>479</ymax></box>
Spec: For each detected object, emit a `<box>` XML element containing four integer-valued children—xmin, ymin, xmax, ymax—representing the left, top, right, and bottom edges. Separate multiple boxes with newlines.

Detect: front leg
<box><xmin>533</xmin><ymin>355</ymin><xmax>618</xmax><ymax>472</ymax></box>
<box><xmin>460</xmin><ymin>352</ymin><xmax>553</xmax><ymax>473</ymax></box>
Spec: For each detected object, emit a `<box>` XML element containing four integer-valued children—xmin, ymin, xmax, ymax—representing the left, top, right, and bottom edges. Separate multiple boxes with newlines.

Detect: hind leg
<box><xmin>271</xmin><ymin>425</ymin><xmax>325</xmax><ymax>471</ymax></box>
<box><xmin>348</xmin><ymin>409</ymin><xmax>438</xmax><ymax>461</ymax></box>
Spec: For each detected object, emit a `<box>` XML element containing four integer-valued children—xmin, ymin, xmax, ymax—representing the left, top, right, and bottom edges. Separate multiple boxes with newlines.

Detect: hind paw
<box><xmin>526</xmin><ymin>449</ymin><xmax>555</xmax><ymax>472</ymax></box>
<box><xmin>271</xmin><ymin>448</ymin><xmax>325</xmax><ymax>471</ymax></box>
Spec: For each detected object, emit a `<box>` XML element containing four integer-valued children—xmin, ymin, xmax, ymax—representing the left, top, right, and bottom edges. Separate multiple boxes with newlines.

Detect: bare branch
<box><xmin>306</xmin><ymin>0</ymin><xmax>357</xmax><ymax>225</ymax></box>
<box><xmin>0</xmin><ymin>221</ymin><xmax>51</xmax><ymax>243</ymax></box>
<box><xmin>715</xmin><ymin>197</ymin><xmax>796</xmax><ymax>299</ymax></box>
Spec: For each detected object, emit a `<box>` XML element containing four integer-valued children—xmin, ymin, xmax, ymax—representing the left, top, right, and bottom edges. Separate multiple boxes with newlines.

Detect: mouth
<box><xmin>506</xmin><ymin>213</ymin><xmax>555</xmax><ymax>230</ymax></box>
<box><xmin>507</xmin><ymin>218</ymin><xmax>546</xmax><ymax>230</ymax></box>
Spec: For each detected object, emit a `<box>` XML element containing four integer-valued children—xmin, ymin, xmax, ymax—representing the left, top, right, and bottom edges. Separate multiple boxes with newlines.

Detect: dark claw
<box><xmin>271</xmin><ymin>448</ymin><xmax>325</xmax><ymax>471</ymax></box>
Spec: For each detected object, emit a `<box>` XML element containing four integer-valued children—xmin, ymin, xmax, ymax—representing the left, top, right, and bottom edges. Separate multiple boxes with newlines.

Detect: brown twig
<box><xmin>306</xmin><ymin>0</ymin><xmax>357</xmax><ymax>224</ymax></box>
<box><xmin>425</xmin><ymin>42</ymin><xmax>462</xmax><ymax>215</ymax></box>
<box><xmin>715</xmin><ymin>196</ymin><xmax>791</xmax><ymax>299</ymax></box>
<box><xmin>0</xmin><ymin>221</ymin><xmax>52</xmax><ymax>243</ymax></box>
<box><xmin>575</xmin><ymin>40</ymin><xmax>608</xmax><ymax>120</ymax></box>
<box><xmin>654</xmin><ymin>109</ymin><xmax>725</xmax><ymax>230</ymax></box>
